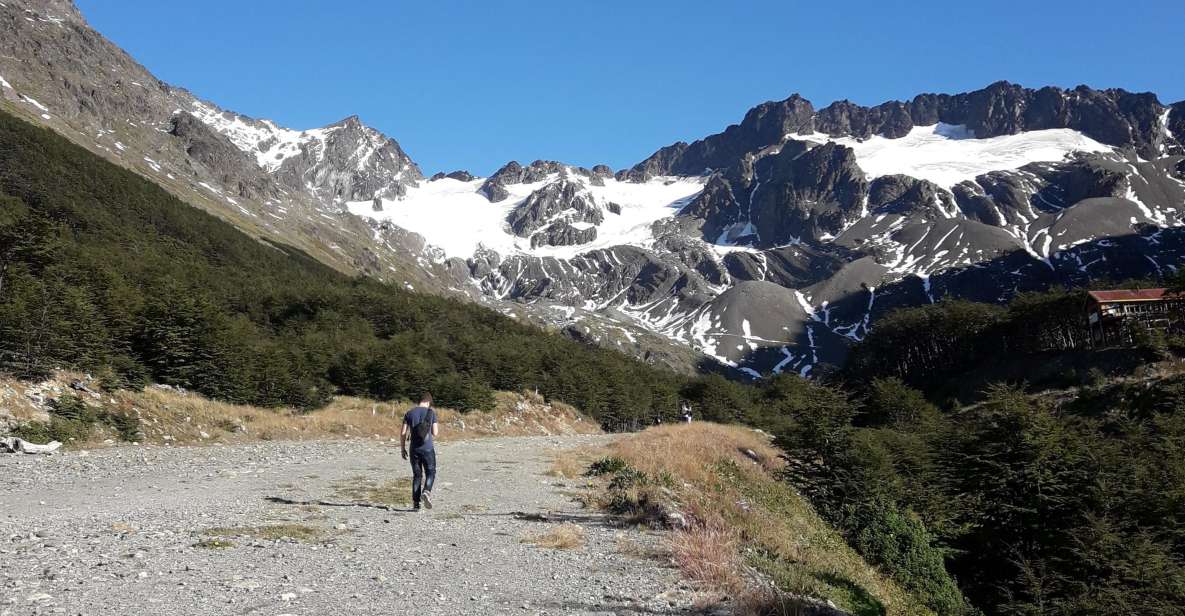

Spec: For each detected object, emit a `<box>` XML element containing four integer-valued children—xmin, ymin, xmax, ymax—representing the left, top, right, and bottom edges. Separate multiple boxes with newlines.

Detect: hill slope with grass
<box><xmin>576</xmin><ymin>423</ymin><xmax>941</xmax><ymax>616</ymax></box>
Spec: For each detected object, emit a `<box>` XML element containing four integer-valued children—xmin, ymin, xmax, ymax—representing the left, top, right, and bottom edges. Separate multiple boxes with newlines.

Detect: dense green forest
<box><xmin>4</xmin><ymin>106</ymin><xmax>1185</xmax><ymax>614</ymax></box>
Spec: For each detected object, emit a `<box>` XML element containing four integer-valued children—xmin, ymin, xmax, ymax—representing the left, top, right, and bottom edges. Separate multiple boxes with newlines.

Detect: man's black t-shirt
<box><xmin>404</xmin><ymin>406</ymin><xmax>436</xmax><ymax>450</ymax></box>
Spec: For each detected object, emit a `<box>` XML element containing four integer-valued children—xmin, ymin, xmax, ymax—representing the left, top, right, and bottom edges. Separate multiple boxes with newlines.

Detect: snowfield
<box><xmin>795</xmin><ymin>123</ymin><xmax>1113</xmax><ymax>187</ymax></box>
<box><xmin>347</xmin><ymin>175</ymin><xmax>704</xmax><ymax>259</ymax></box>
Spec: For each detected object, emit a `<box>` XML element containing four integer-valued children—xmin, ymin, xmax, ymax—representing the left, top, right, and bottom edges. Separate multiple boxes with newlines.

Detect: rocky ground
<box><xmin>1</xmin><ymin>436</ymin><xmax>707</xmax><ymax>615</ymax></box>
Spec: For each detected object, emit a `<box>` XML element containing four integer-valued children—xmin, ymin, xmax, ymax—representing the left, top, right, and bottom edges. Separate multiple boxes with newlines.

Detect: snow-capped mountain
<box><xmin>3</xmin><ymin>0</ymin><xmax>1184</xmax><ymax>377</ymax></box>
<box><xmin>0</xmin><ymin>0</ymin><xmax>432</xmax><ymax>285</ymax></box>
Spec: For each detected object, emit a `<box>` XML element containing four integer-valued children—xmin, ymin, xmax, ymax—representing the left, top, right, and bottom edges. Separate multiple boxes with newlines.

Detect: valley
<box><xmin>3</xmin><ymin>2</ymin><xmax>1185</xmax><ymax>614</ymax></box>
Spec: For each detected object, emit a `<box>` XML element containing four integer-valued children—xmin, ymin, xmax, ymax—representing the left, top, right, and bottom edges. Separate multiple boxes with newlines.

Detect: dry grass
<box><xmin>1</xmin><ymin>373</ymin><xmax>600</xmax><ymax>448</ymax></box>
<box><xmin>521</xmin><ymin>523</ymin><xmax>586</xmax><ymax>550</ymax></box>
<box><xmin>606</xmin><ymin>422</ymin><xmax>784</xmax><ymax>482</ymax></box>
<box><xmin>596</xmin><ymin>423</ymin><xmax>932</xmax><ymax>616</ymax></box>
<box><xmin>545</xmin><ymin>445</ymin><xmax>603</xmax><ymax>479</ymax></box>
<box><xmin>122</xmin><ymin>388</ymin><xmax>600</xmax><ymax>446</ymax></box>
<box><xmin>669</xmin><ymin>509</ymin><xmax>746</xmax><ymax>595</ymax></box>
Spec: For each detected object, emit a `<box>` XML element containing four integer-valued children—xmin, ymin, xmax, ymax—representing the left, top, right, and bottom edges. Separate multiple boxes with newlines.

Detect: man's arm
<box><xmin>400</xmin><ymin>420</ymin><xmax>409</xmax><ymax>459</ymax></box>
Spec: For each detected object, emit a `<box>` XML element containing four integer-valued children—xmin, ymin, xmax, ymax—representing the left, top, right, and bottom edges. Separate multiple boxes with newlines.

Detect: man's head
<box><xmin>420</xmin><ymin>392</ymin><xmax>433</xmax><ymax>407</ymax></box>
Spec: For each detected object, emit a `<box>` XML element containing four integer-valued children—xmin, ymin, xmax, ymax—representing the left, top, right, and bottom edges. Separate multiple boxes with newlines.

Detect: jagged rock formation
<box><xmin>507</xmin><ymin>180</ymin><xmax>604</xmax><ymax>238</ymax></box>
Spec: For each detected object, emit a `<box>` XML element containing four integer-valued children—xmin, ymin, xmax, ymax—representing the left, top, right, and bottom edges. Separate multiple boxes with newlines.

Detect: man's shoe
<box><xmin>413</xmin><ymin>503</ymin><xmax>421</xmax><ymax>511</ymax></box>
<box><xmin>423</xmin><ymin>491</ymin><xmax>433</xmax><ymax>510</ymax></box>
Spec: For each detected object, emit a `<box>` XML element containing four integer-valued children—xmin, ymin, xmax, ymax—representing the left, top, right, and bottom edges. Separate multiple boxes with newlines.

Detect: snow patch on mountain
<box><xmin>0</xmin><ymin>74</ymin><xmax>11</xmax><ymax>89</ymax></box>
<box><xmin>189</xmin><ymin>101</ymin><xmax>336</xmax><ymax>172</ymax></box>
<box><xmin>794</xmin><ymin>124</ymin><xmax>1113</xmax><ymax>188</ymax></box>
<box><xmin>347</xmin><ymin>174</ymin><xmax>703</xmax><ymax>259</ymax></box>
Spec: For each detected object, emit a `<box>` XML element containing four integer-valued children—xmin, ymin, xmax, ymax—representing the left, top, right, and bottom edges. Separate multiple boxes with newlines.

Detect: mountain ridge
<box><xmin>625</xmin><ymin>81</ymin><xmax>1182</xmax><ymax>181</ymax></box>
<box><xmin>2</xmin><ymin>0</ymin><xmax>1183</xmax><ymax>378</ymax></box>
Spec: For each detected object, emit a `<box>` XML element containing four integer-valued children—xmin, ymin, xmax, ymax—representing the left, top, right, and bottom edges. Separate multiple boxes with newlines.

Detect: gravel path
<box><xmin>1</xmin><ymin>436</ymin><xmax>703</xmax><ymax>616</ymax></box>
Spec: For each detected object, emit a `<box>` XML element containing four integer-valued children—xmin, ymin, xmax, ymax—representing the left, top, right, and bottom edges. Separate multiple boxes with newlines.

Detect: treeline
<box><xmin>846</xmin><ymin>285</ymin><xmax>1185</xmax><ymax>391</ymax></box>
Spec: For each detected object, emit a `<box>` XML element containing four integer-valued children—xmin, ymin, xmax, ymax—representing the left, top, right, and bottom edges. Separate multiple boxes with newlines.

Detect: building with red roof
<box><xmin>1087</xmin><ymin>288</ymin><xmax>1185</xmax><ymax>346</ymax></box>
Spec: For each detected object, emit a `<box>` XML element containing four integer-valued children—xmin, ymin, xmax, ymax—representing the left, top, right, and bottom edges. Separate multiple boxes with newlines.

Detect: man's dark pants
<box><xmin>409</xmin><ymin>447</ymin><xmax>436</xmax><ymax>506</ymax></box>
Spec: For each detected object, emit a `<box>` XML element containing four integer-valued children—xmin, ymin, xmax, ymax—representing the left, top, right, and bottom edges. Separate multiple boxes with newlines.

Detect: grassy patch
<box><xmin>203</xmin><ymin>524</ymin><xmax>325</xmax><ymax>542</ymax></box>
<box><xmin>522</xmin><ymin>523</ymin><xmax>586</xmax><ymax>550</ymax></box>
<box><xmin>331</xmin><ymin>476</ymin><xmax>413</xmax><ymax>508</ymax></box>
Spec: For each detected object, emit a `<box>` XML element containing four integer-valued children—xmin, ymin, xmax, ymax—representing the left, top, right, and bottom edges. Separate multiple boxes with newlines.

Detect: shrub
<box><xmin>48</xmin><ymin>395</ymin><xmax>98</xmax><ymax>423</ymax></box>
<box><xmin>9</xmin><ymin>418</ymin><xmax>92</xmax><ymax>444</ymax></box>
<box><xmin>586</xmin><ymin>456</ymin><xmax>628</xmax><ymax>476</ymax></box>
<box><xmin>101</xmin><ymin>411</ymin><xmax>142</xmax><ymax>442</ymax></box>
<box><xmin>21</xmin><ymin>394</ymin><xmax>142</xmax><ymax>443</ymax></box>
<box><xmin>848</xmin><ymin>498</ymin><xmax>967</xmax><ymax>615</ymax></box>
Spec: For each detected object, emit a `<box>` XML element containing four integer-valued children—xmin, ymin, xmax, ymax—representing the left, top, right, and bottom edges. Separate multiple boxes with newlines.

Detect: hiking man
<box><xmin>401</xmin><ymin>393</ymin><xmax>439</xmax><ymax>510</ymax></box>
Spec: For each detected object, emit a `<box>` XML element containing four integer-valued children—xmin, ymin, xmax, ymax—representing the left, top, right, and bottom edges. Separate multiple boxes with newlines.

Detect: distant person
<box><xmin>401</xmin><ymin>393</ymin><xmax>439</xmax><ymax>511</ymax></box>
<box><xmin>681</xmin><ymin>402</ymin><xmax>693</xmax><ymax>424</ymax></box>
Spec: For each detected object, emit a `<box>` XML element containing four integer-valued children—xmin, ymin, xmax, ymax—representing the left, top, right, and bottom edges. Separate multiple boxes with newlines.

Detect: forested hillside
<box><xmin>4</xmin><ymin>105</ymin><xmax>1185</xmax><ymax>614</ymax></box>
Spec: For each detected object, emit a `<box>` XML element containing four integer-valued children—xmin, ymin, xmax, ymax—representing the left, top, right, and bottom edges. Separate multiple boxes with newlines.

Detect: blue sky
<box><xmin>77</xmin><ymin>0</ymin><xmax>1185</xmax><ymax>176</ymax></box>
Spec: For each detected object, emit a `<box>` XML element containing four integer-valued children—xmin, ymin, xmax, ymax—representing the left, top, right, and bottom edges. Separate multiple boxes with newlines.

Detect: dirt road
<box><xmin>1</xmin><ymin>435</ymin><xmax>701</xmax><ymax>615</ymax></box>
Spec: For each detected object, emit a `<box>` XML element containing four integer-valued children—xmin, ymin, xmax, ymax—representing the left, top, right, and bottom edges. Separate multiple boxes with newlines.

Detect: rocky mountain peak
<box><xmin>330</xmin><ymin>114</ymin><xmax>363</xmax><ymax>128</ymax></box>
<box><xmin>622</xmin><ymin>93</ymin><xmax>817</xmax><ymax>182</ymax></box>
<box><xmin>629</xmin><ymin>82</ymin><xmax>1182</xmax><ymax>181</ymax></box>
